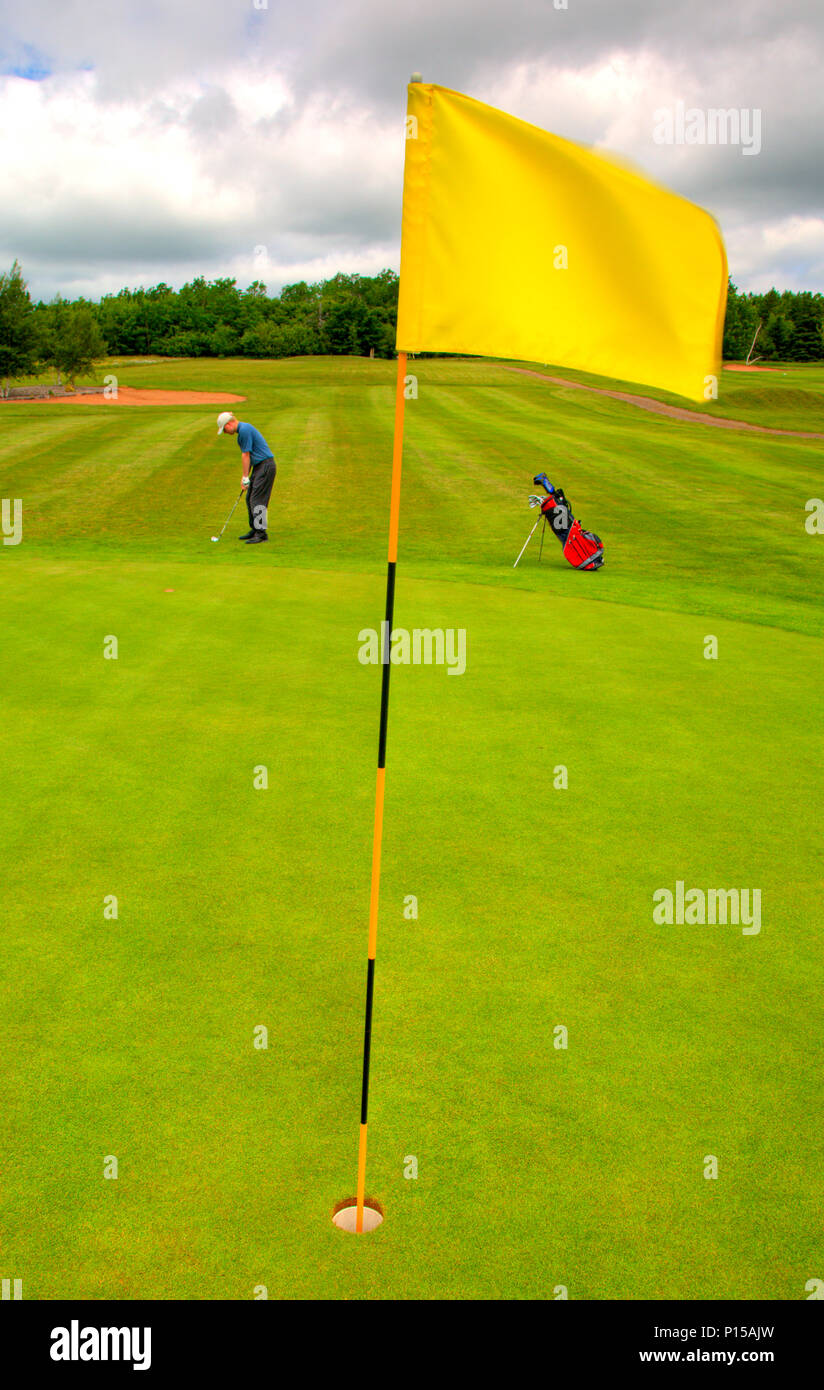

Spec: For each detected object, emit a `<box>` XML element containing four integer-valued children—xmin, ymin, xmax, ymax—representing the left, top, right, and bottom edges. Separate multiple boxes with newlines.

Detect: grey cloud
<box><xmin>0</xmin><ymin>0</ymin><xmax>822</xmax><ymax>296</ymax></box>
<box><xmin>186</xmin><ymin>87</ymin><xmax>239</xmax><ymax>135</ymax></box>
<box><xmin>3</xmin><ymin>0</ymin><xmax>821</xmax><ymax>106</ymax></box>
<box><xmin>252</xmin><ymin>0</ymin><xmax>824</xmax><ymax>110</ymax></box>
<box><xmin>0</xmin><ymin>205</ymin><xmax>237</xmax><ymax>269</ymax></box>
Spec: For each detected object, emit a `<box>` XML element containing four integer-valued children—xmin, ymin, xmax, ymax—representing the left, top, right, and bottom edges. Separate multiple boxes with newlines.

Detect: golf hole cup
<box><xmin>332</xmin><ymin>1197</ymin><xmax>384</xmax><ymax>1233</ymax></box>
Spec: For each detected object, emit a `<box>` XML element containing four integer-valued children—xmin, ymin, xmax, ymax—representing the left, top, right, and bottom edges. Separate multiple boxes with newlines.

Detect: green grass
<box><xmin>0</xmin><ymin>356</ymin><xmax>822</xmax><ymax>1300</ymax></box>
<box><xmin>502</xmin><ymin>357</ymin><xmax>824</xmax><ymax>433</ymax></box>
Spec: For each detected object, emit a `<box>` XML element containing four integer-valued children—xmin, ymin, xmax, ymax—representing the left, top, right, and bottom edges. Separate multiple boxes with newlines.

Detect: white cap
<box><xmin>217</xmin><ymin>411</ymin><xmax>234</xmax><ymax>434</ymax></box>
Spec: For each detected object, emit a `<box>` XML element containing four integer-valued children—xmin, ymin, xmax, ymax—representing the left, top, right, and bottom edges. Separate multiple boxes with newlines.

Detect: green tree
<box><xmin>42</xmin><ymin>299</ymin><xmax>107</xmax><ymax>387</ymax></box>
<box><xmin>267</xmin><ymin>321</ymin><xmax>319</xmax><ymax>357</ymax></box>
<box><xmin>768</xmin><ymin>315</ymin><xmax>793</xmax><ymax>360</ymax></box>
<box><xmin>239</xmin><ymin>321</ymin><xmax>282</xmax><ymax>357</ymax></box>
<box><xmin>722</xmin><ymin>279</ymin><xmax>759</xmax><ymax>360</ymax></box>
<box><xmin>210</xmin><ymin>323</ymin><xmax>240</xmax><ymax>357</ymax></box>
<box><xmin>321</xmin><ymin>296</ymin><xmax>386</xmax><ymax>355</ymax></box>
<box><xmin>789</xmin><ymin>295</ymin><xmax>823</xmax><ymax>361</ymax></box>
<box><xmin>0</xmin><ymin>260</ymin><xmax>37</xmax><ymax>393</ymax></box>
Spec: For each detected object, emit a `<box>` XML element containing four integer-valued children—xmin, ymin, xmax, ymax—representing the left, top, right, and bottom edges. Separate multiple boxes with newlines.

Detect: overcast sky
<box><xmin>1</xmin><ymin>0</ymin><xmax>822</xmax><ymax>301</ymax></box>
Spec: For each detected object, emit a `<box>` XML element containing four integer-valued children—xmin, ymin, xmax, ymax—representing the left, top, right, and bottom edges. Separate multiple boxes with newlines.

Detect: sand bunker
<box><xmin>724</xmin><ymin>364</ymin><xmax>784</xmax><ymax>373</ymax></box>
<box><xmin>1</xmin><ymin>386</ymin><xmax>246</xmax><ymax>406</ymax></box>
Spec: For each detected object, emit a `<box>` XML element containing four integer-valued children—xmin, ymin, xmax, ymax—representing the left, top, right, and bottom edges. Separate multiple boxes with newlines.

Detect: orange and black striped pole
<box><xmin>355</xmin><ymin>348</ymin><xmax>407</xmax><ymax>1232</ymax></box>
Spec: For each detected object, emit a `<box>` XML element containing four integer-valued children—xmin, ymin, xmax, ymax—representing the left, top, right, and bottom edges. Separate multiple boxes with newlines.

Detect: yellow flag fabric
<box><xmin>396</xmin><ymin>85</ymin><xmax>728</xmax><ymax>402</ymax></box>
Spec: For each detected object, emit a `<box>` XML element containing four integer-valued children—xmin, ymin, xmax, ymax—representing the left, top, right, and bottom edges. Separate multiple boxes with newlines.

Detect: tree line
<box><xmin>1</xmin><ymin>260</ymin><xmax>822</xmax><ymax>393</ymax></box>
<box><xmin>723</xmin><ymin>280</ymin><xmax>824</xmax><ymax>362</ymax></box>
<box><xmin>0</xmin><ymin>262</ymin><xmax>400</xmax><ymax>390</ymax></box>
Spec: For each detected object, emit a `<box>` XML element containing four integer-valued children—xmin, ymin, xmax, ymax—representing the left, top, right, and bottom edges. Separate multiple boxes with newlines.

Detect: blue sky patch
<box><xmin>1</xmin><ymin>43</ymin><xmax>52</xmax><ymax>81</ymax></box>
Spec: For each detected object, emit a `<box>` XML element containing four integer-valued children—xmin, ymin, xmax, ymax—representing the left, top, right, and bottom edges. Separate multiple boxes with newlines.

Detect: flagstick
<box><xmin>355</xmin><ymin>348</ymin><xmax>408</xmax><ymax>1232</ymax></box>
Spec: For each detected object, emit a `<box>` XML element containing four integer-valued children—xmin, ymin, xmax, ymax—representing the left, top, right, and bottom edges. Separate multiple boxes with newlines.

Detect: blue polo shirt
<box><xmin>237</xmin><ymin>421</ymin><xmax>274</xmax><ymax>467</ymax></box>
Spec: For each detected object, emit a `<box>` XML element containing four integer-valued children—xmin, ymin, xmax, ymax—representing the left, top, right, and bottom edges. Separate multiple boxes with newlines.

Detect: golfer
<box><xmin>216</xmin><ymin>412</ymin><xmax>276</xmax><ymax>544</ymax></box>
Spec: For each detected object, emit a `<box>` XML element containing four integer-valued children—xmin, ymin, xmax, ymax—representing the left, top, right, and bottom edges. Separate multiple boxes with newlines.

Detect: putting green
<box><xmin>0</xmin><ymin>356</ymin><xmax>821</xmax><ymax>1299</ymax></box>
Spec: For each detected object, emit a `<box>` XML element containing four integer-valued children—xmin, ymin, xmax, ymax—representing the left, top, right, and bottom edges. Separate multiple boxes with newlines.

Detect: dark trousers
<box><xmin>247</xmin><ymin>457</ymin><xmax>276</xmax><ymax>536</ymax></box>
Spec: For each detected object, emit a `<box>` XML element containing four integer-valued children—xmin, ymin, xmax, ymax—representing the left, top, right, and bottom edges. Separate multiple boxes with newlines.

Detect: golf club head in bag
<box><xmin>529</xmin><ymin>478</ymin><xmax>604</xmax><ymax>570</ymax></box>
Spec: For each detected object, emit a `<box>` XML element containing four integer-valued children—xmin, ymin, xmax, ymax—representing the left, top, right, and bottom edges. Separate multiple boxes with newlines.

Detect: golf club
<box><xmin>211</xmin><ymin>486</ymin><xmax>245</xmax><ymax>543</ymax></box>
<box><xmin>513</xmin><ymin>514</ymin><xmax>543</xmax><ymax>567</ymax></box>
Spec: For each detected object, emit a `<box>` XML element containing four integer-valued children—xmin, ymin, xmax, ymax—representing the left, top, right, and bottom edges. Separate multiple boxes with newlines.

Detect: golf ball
<box><xmin>211</xmin><ymin>536</ymin><xmax>218</xmax><ymax>542</ymax></box>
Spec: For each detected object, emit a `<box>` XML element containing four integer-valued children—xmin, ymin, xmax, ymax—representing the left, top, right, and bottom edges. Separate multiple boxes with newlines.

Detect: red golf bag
<box><xmin>540</xmin><ymin>489</ymin><xmax>604</xmax><ymax>570</ymax></box>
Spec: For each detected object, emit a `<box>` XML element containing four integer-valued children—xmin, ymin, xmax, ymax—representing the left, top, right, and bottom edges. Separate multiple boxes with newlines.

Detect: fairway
<box><xmin>1</xmin><ymin>356</ymin><xmax>822</xmax><ymax>1300</ymax></box>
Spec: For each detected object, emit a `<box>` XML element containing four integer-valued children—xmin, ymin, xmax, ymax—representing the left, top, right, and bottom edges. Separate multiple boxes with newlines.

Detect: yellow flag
<box><xmin>397</xmin><ymin>84</ymin><xmax>727</xmax><ymax>402</ymax></box>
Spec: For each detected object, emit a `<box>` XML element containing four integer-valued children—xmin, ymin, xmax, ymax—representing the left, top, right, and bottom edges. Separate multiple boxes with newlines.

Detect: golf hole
<box><xmin>331</xmin><ymin>1196</ymin><xmax>384</xmax><ymax>1233</ymax></box>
